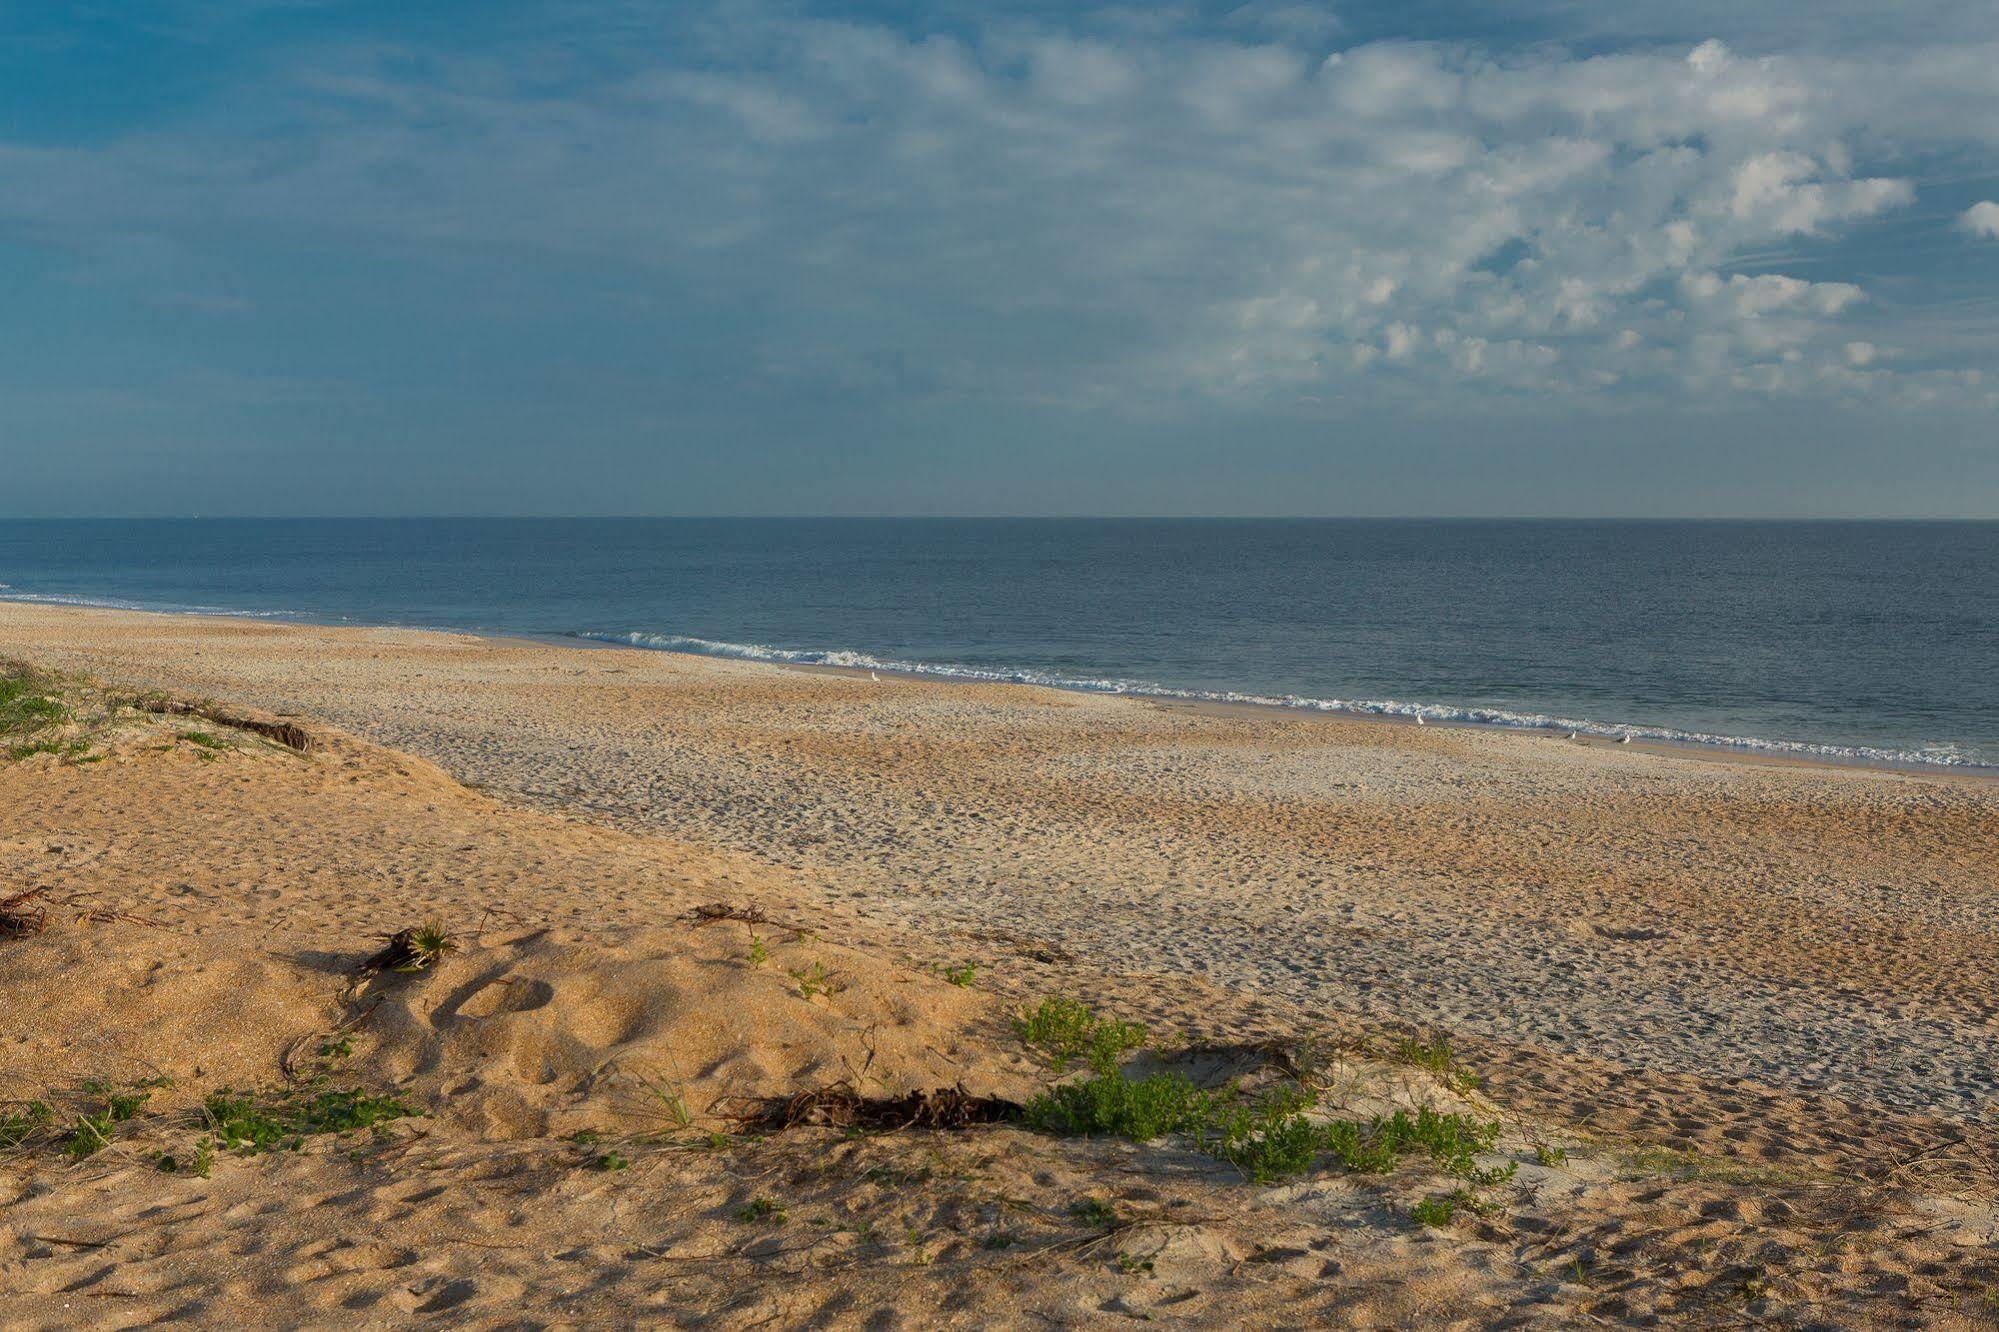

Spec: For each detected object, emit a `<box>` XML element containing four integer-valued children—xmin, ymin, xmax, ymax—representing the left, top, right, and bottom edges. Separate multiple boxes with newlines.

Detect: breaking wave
<box><xmin>573</xmin><ymin>631</ymin><xmax>1978</xmax><ymax>770</ymax></box>
<box><xmin>0</xmin><ymin>590</ymin><xmax>309</xmax><ymax>620</ymax></box>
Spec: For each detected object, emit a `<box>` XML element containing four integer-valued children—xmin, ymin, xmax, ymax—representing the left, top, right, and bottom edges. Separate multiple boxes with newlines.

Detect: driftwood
<box><xmin>132</xmin><ymin>697</ymin><xmax>314</xmax><ymax>754</ymax></box>
<box><xmin>683</xmin><ymin>901</ymin><xmax>822</xmax><ymax>938</ymax></box>
<box><xmin>723</xmin><ymin>1084</ymin><xmax>1020</xmax><ymax>1133</ymax></box>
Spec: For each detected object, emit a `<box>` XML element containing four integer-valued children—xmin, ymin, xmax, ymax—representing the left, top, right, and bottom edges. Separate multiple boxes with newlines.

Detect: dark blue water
<box><xmin>2</xmin><ymin>518</ymin><xmax>1995</xmax><ymax>767</ymax></box>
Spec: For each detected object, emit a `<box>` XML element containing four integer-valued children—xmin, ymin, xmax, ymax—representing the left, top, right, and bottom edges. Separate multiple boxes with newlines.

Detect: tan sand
<box><xmin>3</xmin><ymin>602</ymin><xmax>1998</xmax><ymax>1327</ymax></box>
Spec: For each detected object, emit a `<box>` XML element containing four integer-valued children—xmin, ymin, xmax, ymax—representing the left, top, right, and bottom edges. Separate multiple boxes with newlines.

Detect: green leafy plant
<box><xmin>1013</xmin><ymin>997</ymin><xmax>1148</xmax><ymax>1072</ymax></box>
<box><xmin>63</xmin><ymin>1111</ymin><xmax>115</xmax><ymax>1161</ymax></box>
<box><xmin>943</xmin><ymin>964</ymin><xmax>976</xmax><ymax>988</ymax></box>
<box><xmin>0</xmin><ymin>1101</ymin><xmax>55</xmax><ymax>1148</ymax></box>
<box><xmin>735</xmin><ymin>1197</ymin><xmax>786</xmax><ymax>1224</ymax></box>
<box><xmin>155</xmin><ymin>1138</ymin><xmax>213</xmax><ymax>1177</ymax></box>
<box><xmin>789</xmin><ymin>961</ymin><xmax>833</xmax><ymax>999</ymax></box>
<box><xmin>1212</xmin><ymin>1103</ymin><xmax>1326</xmax><ymax>1182</ymax></box>
<box><xmin>203</xmin><ymin>1087</ymin><xmax>415</xmax><ymax>1154</ymax></box>
<box><xmin>1024</xmin><ymin>1066</ymin><xmax>1211</xmax><ymax>1141</ymax></box>
<box><xmin>399</xmin><ymin>923</ymin><xmax>455</xmax><ymax>972</ymax></box>
<box><xmin>1410</xmin><ymin>1195</ymin><xmax>1459</xmax><ymax>1227</ymax></box>
<box><xmin>747</xmin><ymin>933</ymin><xmax>768</xmax><ymax>969</ymax></box>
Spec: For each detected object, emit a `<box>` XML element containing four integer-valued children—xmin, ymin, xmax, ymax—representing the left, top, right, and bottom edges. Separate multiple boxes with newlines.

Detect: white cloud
<box><xmin>1963</xmin><ymin>201</ymin><xmax>1999</xmax><ymax>239</ymax></box>
<box><xmin>1722</xmin><ymin>152</ymin><xmax>1911</xmax><ymax>233</ymax></box>
<box><xmin>2</xmin><ymin>9</ymin><xmax>1993</xmax><ymax>415</ymax></box>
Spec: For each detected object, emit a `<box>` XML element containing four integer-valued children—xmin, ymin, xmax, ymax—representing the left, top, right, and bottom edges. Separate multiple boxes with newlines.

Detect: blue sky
<box><xmin>4</xmin><ymin>0</ymin><xmax>1997</xmax><ymax>516</ymax></box>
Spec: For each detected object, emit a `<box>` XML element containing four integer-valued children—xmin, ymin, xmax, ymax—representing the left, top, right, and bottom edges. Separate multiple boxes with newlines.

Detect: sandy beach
<box><xmin>4</xmin><ymin>601</ymin><xmax>1998</xmax><ymax>1327</ymax></box>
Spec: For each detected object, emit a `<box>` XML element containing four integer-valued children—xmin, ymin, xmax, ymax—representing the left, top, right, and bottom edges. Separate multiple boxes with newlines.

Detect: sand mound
<box><xmin>354</xmin><ymin>923</ymin><xmax>1040</xmax><ymax>1138</ymax></box>
<box><xmin>1</xmin><ymin>918</ymin><xmax>1039</xmax><ymax>1143</ymax></box>
<box><xmin>0</xmin><ymin>926</ymin><xmax>338</xmax><ymax>1103</ymax></box>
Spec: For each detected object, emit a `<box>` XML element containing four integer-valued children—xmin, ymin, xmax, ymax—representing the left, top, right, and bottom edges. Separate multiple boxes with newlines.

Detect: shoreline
<box><xmin>7</xmin><ymin>595</ymin><xmax>1999</xmax><ymax>1125</ymax></box>
<box><xmin>6</xmin><ymin>593</ymin><xmax>1992</xmax><ymax>784</ymax></box>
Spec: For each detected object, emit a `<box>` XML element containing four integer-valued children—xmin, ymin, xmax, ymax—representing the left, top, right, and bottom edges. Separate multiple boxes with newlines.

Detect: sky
<box><xmin>3</xmin><ymin>0</ymin><xmax>1998</xmax><ymax>517</ymax></box>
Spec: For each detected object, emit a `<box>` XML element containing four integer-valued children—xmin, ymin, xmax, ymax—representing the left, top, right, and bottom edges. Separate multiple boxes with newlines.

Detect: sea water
<box><xmin>1</xmin><ymin>518</ymin><xmax>1993</xmax><ymax>768</ymax></box>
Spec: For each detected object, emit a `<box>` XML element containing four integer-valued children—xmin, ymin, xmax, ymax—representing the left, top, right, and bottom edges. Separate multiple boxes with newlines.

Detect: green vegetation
<box><xmin>634</xmin><ymin>1073</ymin><xmax>693</xmax><ymax>1134</ymax></box>
<box><xmin>180</xmin><ymin>730</ymin><xmax>224</xmax><ymax>749</ymax></box>
<box><xmin>1069</xmin><ymin>1198</ymin><xmax>1119</xmax><ymax>1228</ymax></box>
<box><xmin>0</xmin><ymin>668</ymin><xmax>69</xmax><ymax>734</ymax></box>
<box><xmin>7</xmin><ymin>738</ymin><xmax>89</xmax><ymax>761</ymax></box>
<box><xmin>1392</xmin><ymin>1035</ymin><xmax>1483</xmax><ymax>1094</ymax></box>
<box><xmin>0</xmin><ymin>1101</ymin><xmax>55</xmax><ymax>1148</ymax></box>
<box><xmin>591</xmin><ymin>1150</ymin><xmax>630</xmax><ymax>1172</ymax></box>
<box><xmin>360</xmin><ymin>923</ymin><xmax>458</xmax><ymax>976</ymax></box>
<box><xmin>154</xmin><ymin>1138</ymin><xmax>215</xmax><ymax>1178</ymax></box>
<box><xmin>0</xmin><ymin>666</ymin><xmax>94</xmax><ymax>762</ymax></box>
<box><xmin>789</xmin><ymin>960</ymin><xmax>833</xmax><ymax>999</ymax></box>
<box><xmin>1025</xmin><ymin>1065</ymin><xmax>1212</xmax><ymax>1141</ymax></box>
<box><xmin>1410</xmin><ymin>1194</ymin><xmax>1460</xmax><ymax>1227</ymax></box>
<box><xmin>1013</xmin><ymin>996</ymin><xmax>1148</xmax><ymax>1072</ymax></box>
<box><xmin>1017</xmin><ymin>996</ymin><xmax>1520</xmax><ymax>1206</ymax></box>
<box><xmin>942</xmin><ymin>963</ymin><xmax>977</xmax><ymax>988</ymax></box>
<box><xmin>736</xmin><ymin>1197</ymin><xmax>786</xmax><ymax>1224</ymax></box>
<box><xmin>12</xmin><ymin>1075</ymin><xmax>414</xmax><ymax>1171</ymax></box>
<box><xmin>64</xmin><ymin>1111</ymin><xmax>116</xmax><ymax>1160</ymax></box>
<box><xmin>747</xmin><ymin>932</ymin><xmax>768</xmax><ymax>969</ymax></box>
<box><xmin>398</xmin><ymin>923</ymin><xmax>455</xmax><ymax>972</ymax></box>
<box><xmin>203</xmin><ymin>1087</ymin><xmax>415</xmax><ymax>1154</ymax></box>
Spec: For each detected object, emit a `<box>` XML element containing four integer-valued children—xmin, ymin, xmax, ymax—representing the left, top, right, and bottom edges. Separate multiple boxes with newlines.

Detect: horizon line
<box><xmin>3</xmin><ymin>514</ymin><xmax>1998</xmax><ymax>524</ymax></box>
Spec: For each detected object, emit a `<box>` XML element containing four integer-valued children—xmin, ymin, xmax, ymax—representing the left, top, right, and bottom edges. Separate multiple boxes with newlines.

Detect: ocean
<box><xmin>1</xmin><ymin>518</ymin><xmax>1994</xmax><ymax>768</ymax></box>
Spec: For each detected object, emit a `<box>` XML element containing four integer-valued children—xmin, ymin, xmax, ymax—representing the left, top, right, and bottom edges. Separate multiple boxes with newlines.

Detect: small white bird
<box><xmin>870</xmin><ymin>671</ymin><xmax>881</xmax><ymax>683</ymax></box>
<box><xmin>1617</xmin><ymin>734</ymin><xmax>1632</xmax><ymax>744</ymax></box>
<box><xmin>1565</xmin><ymin>731</ymin><xmax>1578</xmax><ymax>741</ymax></box>
<box><xmin>1414</xmin><ymin>714</ymin><xmax>1426</xmax><ymax>726</ymax></box>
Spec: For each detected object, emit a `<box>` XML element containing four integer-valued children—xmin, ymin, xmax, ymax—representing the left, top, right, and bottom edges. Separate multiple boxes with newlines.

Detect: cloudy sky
<box><xmin>4</xmin><ymin>0</ymin><xmax>1997</xmax><ymax>516</ymax></box>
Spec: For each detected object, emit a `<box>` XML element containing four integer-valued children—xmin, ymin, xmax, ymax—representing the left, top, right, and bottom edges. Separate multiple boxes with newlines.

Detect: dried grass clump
<box><xmin>0</xmin><ymin>887</ymin><xmax>49</xmax><ymax>941</ymax></box>
<box><xmin>725</xmin><ymin>1084</ymin><xmax>1020</xmax><ymax>1133</ymax></box>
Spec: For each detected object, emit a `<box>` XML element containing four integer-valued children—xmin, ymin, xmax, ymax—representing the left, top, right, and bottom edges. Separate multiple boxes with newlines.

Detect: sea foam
<box><xmin>574</xmin><ymin>630</ymin><xmax>1976</xmax><ymax>770</ymax></box>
